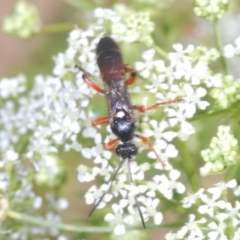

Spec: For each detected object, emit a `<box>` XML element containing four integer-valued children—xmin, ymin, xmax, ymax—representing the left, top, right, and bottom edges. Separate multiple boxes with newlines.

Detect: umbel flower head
<box><xmin>194</xmin><ymin>0</ymin><xmax>229</xmax><ymax>21</ymax></box>
<box><xmin>0</xmin><ymin>6</ymin><xmax>218</xmax><ymax>234</ymax></box>
<box><xmin>2</xmin><ymin>0</ymin><xmax>41</xmax><ymax>39</ymax></box>
<box><xmin>52</xmin><ymin>8</ymin><xmax>214</xmax><ymax>232</ymax></box>
<box><xmin>210</xmin><ymin>75</ymin><xmax>240</xmax><ymax>109</ymax></box>
<box><xmin>168</xmin><ymin>179</ymin><xmax>240</xmax><ymax>240</ymax></box>
<box><xmin>200</xmin><ymin>125</ymin><xmax>239</xmax><ymax>176</ymax></box>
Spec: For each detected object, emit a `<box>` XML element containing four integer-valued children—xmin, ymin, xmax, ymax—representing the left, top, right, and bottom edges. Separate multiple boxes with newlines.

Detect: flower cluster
<box><xmin>200</xmin><ymin>126</ymin><xmax>239</xmax><ymax>176</ymax></box>
<box><xmin>0</xmin><ymin>74</ymin><xmax>70</xmax><ymax>239</ymax></box>
<box><xmin>2</xmin><ymin>0</ymin><xmax>41</xmax><ymax>38</ymax></box>
<box><xmin>194</xmin><ymin>0</ymin><xmax>229</xmax><ymax>21</ymax></box>
<box><xmin>210</xmin><ymin>75</ymin><xmax>240</xmax><ymax>109</ymax></box>
<box><xmin>111</xmin><ymin>11</ymin><xmax>154</xmax><ymax>45</ymax></box>
<box><xmin>166</xmin><ymin>179</ymin><xmax>240</xmax><ymax>240</ymax></box>
<box><xmin>62</xmin><ymin>9</ymin><xmax>229</xmax><ymax>233</ymax></box>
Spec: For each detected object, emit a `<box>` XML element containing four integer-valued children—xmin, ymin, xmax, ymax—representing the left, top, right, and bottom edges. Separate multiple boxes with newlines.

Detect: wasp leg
<box><xmin>75</xmin><ymin>65</ymin><xmax>105</xmax><ymax>94</ymax></box>
<box><xmin>135</xmin><ymin>134</ymin><xmax>166</xmax><ymax>167</ymax></box>
<box><xmin>92</xmin><ymin>116</ymin><xmax>109</xmax><ymax>126</ymax></box>
<box><xmin>124</xmin><ymin>65</ymin><xmax>137</xmax><ymax>85</ymax></box>
<box><xmin>82</xmin><ymin>73</ymin><xmax>105</xmax><ymax>94</ymax></box>
<box><xmin>134</xmin><ymin>98</ymin><xmax>184</xmax><ymax>112</ymax></box>
<box><xmin>105</xmin><ymin>138</ymin><xmax>119</xmax><ymax>150</ymax></box>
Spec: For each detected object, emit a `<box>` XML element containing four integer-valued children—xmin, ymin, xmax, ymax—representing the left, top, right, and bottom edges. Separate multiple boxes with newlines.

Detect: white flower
<box><xmin>165</xmin><ymin>231</ymin><xmax>180</xmax><ymax>240</ymax></box>
<box><xmin>104</xmin><ymin>204</ymin><xmax>133</xmax><ymax>235</ymax></box>
<box><xmin>224</xmin><ymin>201</ymin><xmax>240</xmax><ymax>227</ymax></box>
<box><xmin>233</xmin><ymin>185</ymin><xmax>240</xmax><ymax>196</ymax></box>
<box><xmin>85</xmin><ymin>185</ymin><xmax>112</xmax><ymax>208</ymax></box>
<box><xmin>147</xmin><ymin>139</ymin><xmax>178</xmax><ymax>163</ymax></box>
<box><xmin>168</xmin><ymin>44</ymin><xmax>194</xmax><ymax>66</ymax></box>
<box><xmin>208</xmin><ymin>179</ymin><xmax>237</xmax><ymax>197</ymax></box>
<box><xmin>208</xmin><ymin>213</ymin><xmax>228</xmax><ymax>240</ymax></box>
<box><xmin>198</xmin><ymin>193</ymin><xmax>221</xmax><ymax>217</ymax></box>
<box><xmin>0</xmin><ymin>75</ymin><xmax>26</xmax><ymax>98</ymax></box>
<box><xmin>224</xmin><ymin>44</ymin><xmax>235</xmax><ymax>58</ymax></box>
<box><xmin>94</xmin><ymin>8</ymin><xmax>120</xmax><ymax>23</ymax></box>
<box><xmin>77</xmin><ymin>164</ymin><xmax>94</xmax><ymax>182</ymax></box>
<box><xmin>182</xmin><ymin>84</ymin><xmax>209</xmax><ymax>118</ymax></box>
<box><xmin>135</xmin><ymin>49</ymin><xmax>165</xmax><ymax>78</ymax></box>
<box><xmin>177</xmin><ymin>214</ymin><xmax>206</xmax><ymax>239</ymax></box>
<box><xmin>180</xmin><ymin>61</ymin><xmax>210</xmax><ymax>85</ymax></box>
<box><xmin>165</xmin><ymin>106</ymin><xmax>195</xmax><ymax>140</ymax></box>
<box><xmin>144</xmin><ymin>120</ymin><xmax>177</xmax><ymax>142</ymax></box>
<box><xmin>182</xmin><ymin>188</ymin><xmax>205</xmax><ymax>208</ymax></box>
<box><xmin>233</xmin><ymin>36</ymin><xmax>240</xmax><ymax>56</ymax></box>
<box><xmin>57</xmin><ymin>198</ymin><xmax>68</xmax><ymax>210</ymax></box>
<box><xmin>144</xmin><ymin>73</ymin><xmax>169</xmax><ymax>95</ymax></box>
<box><xmin>32</xmin><ymin>196</ymin><xmax>42</xmax><ymax>209</ymax></box>
<box><xmin>141</xmin><ymin>198</ymin><xmax>162</xmax><ymax>225</ymax></box>
<box><xmin>157</xmin><ymin>169</ymin><xmax>185</xmax><ymax>199</ymax></box>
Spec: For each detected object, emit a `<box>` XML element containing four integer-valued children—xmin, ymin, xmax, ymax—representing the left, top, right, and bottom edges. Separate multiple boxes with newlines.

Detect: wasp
<box><xmin>77</xmin><ymin>35</ymin><xmax>182</xmax><ymax>228</ymax></box>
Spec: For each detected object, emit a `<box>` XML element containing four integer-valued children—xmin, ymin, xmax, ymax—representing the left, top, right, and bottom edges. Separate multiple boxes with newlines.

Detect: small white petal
<box><xmin>104</xmin><ymin>213</ymin><xmax>115</xmax><ymax>222</ymax></box>
<box><xmin>224</xmin><ymin>44</ymin><xmax>235</xmax><ymax>58</ymax></box>
<box><xmin>142</xmin><ymin>48</ymin><xmax>155</xmax><ymax>60</ymax></box>
<box><xmin>33</xmin><ymin>196</ymin><xmax>42</xmax><ymax>209</ymax></box>
<box><xmin>153</xmin><ymin>212</ymin><xmax>163</xmax><ymax>225</ymax></box>
<box><xmin>165</xmin><ymin>144</ymin><xmax>178</xmax><ymax>158</ymax></box>
<box><xmin>227</xmin><ymin>179</ymin><xmax>237</xmax><ymax>188</ymax></box>
<box><xmin>114</xmin><ymin>224</ymin><xmax>126</xmax><ymax>235</ymax></box>
<box><xmin>135</xmin><ymin>62</ymin><xmax>146</xmax><ymax>71</ymax></box>
<box><xmin>176</xmin><ymin>182</ymin><xmax>186</xmax><ymax>194</ymax></box>
<box><xmin>169</xmin><ymin>169</ymin><xmax>180</xmax><ymax>180</ymax></box>
<box><xmin>196</xmin><ymin>87</ymin><xmax>207</xmax><ymax>97</ymax></box>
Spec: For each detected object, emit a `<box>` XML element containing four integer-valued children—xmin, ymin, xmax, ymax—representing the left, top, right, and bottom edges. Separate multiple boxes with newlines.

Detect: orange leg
<box><xmin>105</xmin><ymin>138</ymin><xmax>119</xmax><ymax>150</ymax></box>
<box><xmin>82</xmin><ymin>73</ymin><xmax>105</xmax><ymax>94</ymax></box>
<box><xmin>92</xmin><ymin>116</ymin><xmax>109</xmax><ymax>126</ymax></box>
<box><xmin>134</xmin><ymin>99</ymin><xmax>184</xmax><ymax>112</ymax></box>
<box><xmin>75</xmin><ymin>65</ymin><xmax>105</xmax><ymax>94</ymax></box>
<box><xmin>135</xmin><ymin>134</ymin><xmax>166</xmax><ymax>167</ymax></box>
<box><xmin>124</xmin><ymin>65</ymin><xmax>136</xmax><ymax>85</ymax></box>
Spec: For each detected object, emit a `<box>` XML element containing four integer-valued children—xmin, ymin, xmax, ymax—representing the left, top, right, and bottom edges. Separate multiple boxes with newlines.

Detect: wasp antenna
<box><xmin>88</xmin><ymin>158</ymin><xmax>128</xmax><ymax>218</ymax></box>
<box><xmin>75</xmin><ymin>64</ymin><xmax>86</xmax><ymax>73</ymax></box>
<box><xmin>127</xmin><ymin>159</ymin><xmax>146</xmax><ymax>228</ymax></box>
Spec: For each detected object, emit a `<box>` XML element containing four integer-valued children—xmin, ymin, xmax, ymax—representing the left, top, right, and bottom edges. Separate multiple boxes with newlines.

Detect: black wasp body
<box><xmin>96</xmin><ymin>36</ymin><xmax>137</xmax><ymax>159</ymax></box>
<box><xmin>78</xmin><ymin>35</ymin><xmax>183</xmax><ymax>228</ymax></box>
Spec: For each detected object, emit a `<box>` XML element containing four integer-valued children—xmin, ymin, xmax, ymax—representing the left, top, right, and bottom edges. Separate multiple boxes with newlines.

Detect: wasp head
<box><xmin>115</xmin><ymin>143</ymin><xmax>138</xmax><ymax>159</ymax></box>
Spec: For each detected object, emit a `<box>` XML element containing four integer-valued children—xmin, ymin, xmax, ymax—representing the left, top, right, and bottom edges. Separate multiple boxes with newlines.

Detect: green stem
<box><xmin>7</xmin><ymin>210</ymin><xmax>111</xmax><ymax>233</ymax></box>
<box><xmin>155</xmin><ymin>45</ymin><xmax>168</xmax><ymax>59</ymax></box>
<box><xmin>213</xmin><ymin>19</ymin><xmax>228</xmax><ymax>74</ymax></box>
<box><xmin>157</xmin><ymin>192</ymin><xmax>186</xmax><ymax>214</ymax></box>
<box><xmin>225</xmin><ymin>157</ymin><xmax>240</xmax><ymax>182</ymax></box>
<box><xmin>7</xmin><ymin>210</ymin><xmax>184</xmax><ymax>232</ymax></box>
<box><xmin>178</xmin><ymin>141</ymin><xmax>199</xmax><ymax>192</ymax></box>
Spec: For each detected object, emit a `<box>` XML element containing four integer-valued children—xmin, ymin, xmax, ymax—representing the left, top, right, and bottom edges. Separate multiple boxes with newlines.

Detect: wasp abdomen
<box><xmin>97</xmin><ymin>35</ymin><xmax>124</xmax><ymax>82</ymax></box>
